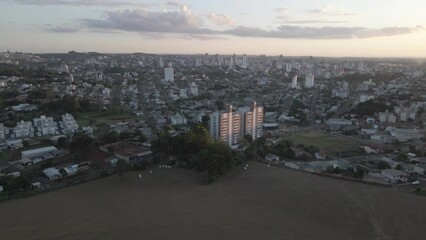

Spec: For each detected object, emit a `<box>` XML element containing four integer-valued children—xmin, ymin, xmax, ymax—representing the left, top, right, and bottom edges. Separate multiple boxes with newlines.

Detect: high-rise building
<box><xmin>195</xmin><ymin>58</ymin><xmax>202</xmax><ymax>67</ymax></box>
<box><xmin>291</xmin><ymin>75</ymin><xmax>298</xmax><ymax>89</ymax></box>
<box><xmin>210</xmin><ymin>105</ymin><xmax>241</xmax><ymax>146</ymax></box>
<box><xmin>304</xmin><ymin>73</ymin><xmax>315</xmax><ymax>88</ymax></box>
<box><xmin>164</xmin><ymin>63</ymin><xmax>174</xmax><ymax>82</ymax></box>
<box><xmin>210</xmin><ymin>102</ymin><xmax>263</xmax><ymax>146</ymax></box>
<box><xmin>285</xmin><ymin>63</ymin><xmax>292</xmax><ymax>72</ymax></box>
<box><xmin>0</xmin><ymin>123</ymin><xmax>5</xmax><ymax>140</ymax></box>
<box><xmin>241</xmin><ymin>54</ymin><xmax>248</xmax><ymax>69</ymax></box>
<box><xmin>239</xmin><ymin>101</ymin><xmax>264</xmax><ymax>140</ymax></box>
<box><xmin>189</xmin><ymin>82</ymin><xmax>198</xmax><ymax>96</ymax></box>
<box><xmin>159</xmin><ymin>57</ymin><xmax>164</xmax><ymax>68</ymax></box>
<box><xmin>229</xmin><ymin>56</ymin><xmax>234</xmax><ymax>69</ymax></box>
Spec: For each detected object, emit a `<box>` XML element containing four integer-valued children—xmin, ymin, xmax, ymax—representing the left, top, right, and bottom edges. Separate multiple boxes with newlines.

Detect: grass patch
<box><xmin>281</xmin><ymin>131</ymin><xmax>362</xmax><ymax>156</ymax></box>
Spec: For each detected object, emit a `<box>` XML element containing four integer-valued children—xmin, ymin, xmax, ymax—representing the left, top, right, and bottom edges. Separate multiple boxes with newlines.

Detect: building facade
<box><xmin>210</xmin><ymin>102</ymin><xmax>263</xmax><ymax>147</ymax></box>
<box><xmin>164</xmin><ymin>63</ymin><xmax>174</xmax><ymax>82</ymax></box>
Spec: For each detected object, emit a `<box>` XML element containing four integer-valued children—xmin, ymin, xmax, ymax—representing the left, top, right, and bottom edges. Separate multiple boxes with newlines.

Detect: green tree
<box><xmin>201</xmin><ymin>115</ymin><xmax>210</xmax><ymax>128</ymax></box>
<box><xmin>377</xmin><ymin>161</ymin><xmax>391</xmax><ymax>170</ymax></box>
<box><xmin>115</xmin><ymin>159</ymin><xmax>128</xmax><ymax>177</ymax></box>
<box><xmin>101</xmin><ymin>131</ymin><xmax>119</xmax><ymax>144</ymax></box>
<box><xmin>57</xmin><ymin>137</ymin><xmax>68</xmax><ymax>148</ymax></box>
<box><xmin>396</xmin><ymin>153</ymin><xmax>409</xmax><ymax>162</ymax></box>
<box><xmin>215</xmin><ymin>100</ymin><xmax>225</xmax><ymax>110</ymax></box>
<box><xmin>119</xmin><ymin>131</ymin><xmax>133</xmax><ymax>140</ymax></box>
<box><xmin>70</xmin><ymin>134</ymin><xmax>93</xmax><ymax>153</ymax></box>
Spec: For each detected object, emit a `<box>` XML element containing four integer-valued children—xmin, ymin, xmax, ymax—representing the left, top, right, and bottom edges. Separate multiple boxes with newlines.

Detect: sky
<box><xmin>0</xmin><ymin>0</ymin><xmax>426</xmax><ymax>58</ymax></box>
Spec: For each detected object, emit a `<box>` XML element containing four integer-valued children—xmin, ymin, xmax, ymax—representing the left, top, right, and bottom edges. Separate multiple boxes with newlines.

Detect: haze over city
<box><xmin>1</xmin><ymin>0</ymin><xmax>426</xmax><ymax>57</ymax></box>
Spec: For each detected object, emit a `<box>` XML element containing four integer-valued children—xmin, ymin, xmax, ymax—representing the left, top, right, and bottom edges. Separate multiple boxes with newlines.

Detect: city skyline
<box><xmin>1</xmin><ymin>0</ymin><xmax>426</xmax><ymax>58</ymax></box>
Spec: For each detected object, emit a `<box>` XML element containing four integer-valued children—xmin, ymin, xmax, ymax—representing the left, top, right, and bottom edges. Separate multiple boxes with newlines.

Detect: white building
<box><xmin>21</xmin><ymin>146</ymin><xmax>58</xmax><ymax>159</ymax></box>
<box><xmin>238</xmin><ymin>101</ymin><xmax>264</xmax><ymax>140</ymax></box>
<box><xmin>210</xmin><ymin>102</ymin><xmax>263</xmax><ymax>146</ymax></box>
<box><xmin>381</xmin><ymin>169</ymin><xmax>409</xmax><ymax>183</ymax></box>
<box><xmin>379</xmin><ymin>110</ymin><xmax>397</xmax><ymax>123</ymax></box>
<box><xmin>190</xmin><ymin>82</ymin><xmax>199</xmax><ymax>96</ymax></box>
<box><xmin>304</xmin><ymin>73</ymin><xmax>315</xmax><ymax>88</ymax></box>
<box><xmin>0</xmin><ymin>123</ymin><xmax>5</xmax><ymax>140</ymax></box>
<box><xmin>102</xmin><ymin>88</ymin><xmax>112</xmax><ymax>98</ymax></box>
<box><xmin>171</xmin><ymin>113</ymin><xmax>188</xmax><ymax>125</ymax></box>
<box><xmin>61</xmin><ymin>113</ymin><xmax>79</xmax><ymax>133</ymax></box>
<box><xmin>241</xmin><ymin>54</ymin><xmax>248</xmax><ymax>69</ymax></box>
<box><xmin>387</xmin><ymin>127</ymin><xmax>424</xmax><ymax>142</ymax></box>
<box><xmin>210</xmin><ymin>105</ymin><xmax>242</xmax><ymax>146</ymax></box>
<box><xmin>179</xmin><ymin>89</ymin><xmax>188</xmax><ymax>98</ymax></box>
<box><xmin>14</xmin><ymin>120</ymin><xmax>34</xmax><ymax>139</ymax></box>
<box><xmin>394</xmin><ymin>106</ymin><xmax>416</xmax><ymax>122</ymax></box>
<box><xmin>326</xmin><ymin>118</ymin><xmax>353</xmax><ymax>127</ymax></box>
<box><xmin>34</xmin><ymin>115</ymin><xmax>57</xmax><ymax>136</ymax></box>
<box><xmin>285</xmin><ymin>63</ymin><xmax>292</xmax><ymax>72</ymax></box>
<box><xmin>159</xmin><ymin>57</ymin><xmax>164</xmax><ymax>68</ymax></box>
<box><xmin>195</xmin><ymin>58</ymin><xmax>202</xmax><ymax>67</ymax></box>
<box><xmin>291</xmin><ymin>75</ymin><xmax>298</xmax><ymax>89</ymax></box>
<box><xmin>360</xmin><ymin>94</ymin><xmax>375</xmax><ymax>103</ymax></box>
<box><xmin>164</xmin><ymin>63</ymin><xmax>174</xmax><ymax>82</ymax></box>
<box><xmin>42</xmin><ymin>167</ymin><xmax>62</xmax><ymax>181</ymax></box>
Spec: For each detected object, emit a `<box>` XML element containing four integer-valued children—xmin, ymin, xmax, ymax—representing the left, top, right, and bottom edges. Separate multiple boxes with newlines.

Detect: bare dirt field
<box><xmin>0</xmin><ymin>162</ymin><xmax>425</xmax><ymax>240</ymax></box>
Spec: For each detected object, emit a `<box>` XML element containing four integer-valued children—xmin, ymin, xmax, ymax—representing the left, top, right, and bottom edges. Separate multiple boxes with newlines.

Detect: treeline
<box><xmin>0</xmin><ymin>64</ymin><xmax>59</xmax><ymax>78</ymax></box>
<box><xmin>152</xmin><ymin>125</ymin><xmax>242</xmax><ymax>182</ymax></box>
<box><xmin>0</xmin><ymin>175</ymin><xmax>31</xmax><ymax>194</ymax></box>
<box><xmin>352</xmin><ymin>99</ymin><xmax>392</xmax><ymax>117</ymax></box>
<box><xmin>40</xmin><ymin>96</ymin><xmax>100</xmax><ymax>114</ymax></box>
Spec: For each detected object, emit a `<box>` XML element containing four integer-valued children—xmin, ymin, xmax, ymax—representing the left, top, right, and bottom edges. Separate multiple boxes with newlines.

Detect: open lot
<box><xmin>281</xmin><ymin>131</ymin><xmax>363</xmax><ymax>156</ymax></box>
<box><xmin>0</xmin><ymin>162</ymin><xmax>425</xmax><ymax>240</ymax></box>
<box><xmin>75</xmin><ymin>112</ymin><xmax>138</xmax><ymax>126</ymax></box>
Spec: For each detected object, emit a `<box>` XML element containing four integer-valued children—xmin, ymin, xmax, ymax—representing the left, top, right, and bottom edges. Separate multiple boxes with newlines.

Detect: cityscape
<box><xmin>1</xmin><ymin>1</ymin><xmax>426</xmax><ymax>240</ymax></box>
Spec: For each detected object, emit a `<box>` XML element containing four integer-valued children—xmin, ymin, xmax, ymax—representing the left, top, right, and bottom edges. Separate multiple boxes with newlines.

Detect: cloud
<box><xmin>165</xmin><ymin>1</ymin><xmax>182</xmax><ymax>7</ymax></box>
<box><xmin>205</xmin><ymin>13</ymin><xmax>234</xmax><ymax>26</ymax></box>
<box><xmin>275</xmin><ymin>8</ymin><xmax>290</xmax><ymax>14</ymax></box>
<box><xmin>79</xmin><ymin>6</ymin><xmax>422</xmax><ymax>40</ymax></box>
<box><xmin>305</xmin><ymin>5</ymin><xmax>357</xmax><ymax>16</ymax></box>
<box><xmin>82</xmin><ymin>6</ymin><xmax>213</xmax><ymax>34</ymax></box>
<box><xmin>276</xmin><ymin>19</ymin><xmax>350</xmax><ymax>24</ymax></box>
<box><xmin>224</xmin><ymin>25</ymin><xmax>422</xmax><ymax>39</ymax></box>
<box><xmin>45</xmin><ymin>26</ymin><xmax>78</xmax><ymax>33</ymax></box>
<box><xmin>12</xmin><ymin>0</ymin><xmax>149</xmax><ymax>7</ymax></box>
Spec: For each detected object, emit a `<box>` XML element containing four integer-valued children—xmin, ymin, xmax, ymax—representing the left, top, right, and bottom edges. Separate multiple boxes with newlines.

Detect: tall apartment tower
<box><xmin>164</xmin><ymin>63</ymin><xmax>174</xmax><ymax>82</ymax></box>
<box><xmin>210</xmin><ymin>102</ymin><xmax>263</xmax><ymax>146</ymax></box>
<box><xmin>241</xmin><ymin>54</ymin><xmax>248</xmax><ymax>69</ymax></box>
<box><xmin>210</xmin><ymin>105</ymin><xmax>241</xmax><ymax>146</ymax></box>
<box><xmin>189</xmin><ymin>82</ymin><xmax>199</xmax><ymax>96</ymax></box>
<box><xmin>240</xmin><ymin>101</ymin><xmax>264</xmax><ymax>140</ymax></box>
<box><xmin>305</xmin><ymin>73</ymin><xmax>315</xmax><ymax>88</ymax></box>
<box><xmin>291</xmin><ymin>75</ymin><xmax>298</xmax><ymax>89</ymax></box>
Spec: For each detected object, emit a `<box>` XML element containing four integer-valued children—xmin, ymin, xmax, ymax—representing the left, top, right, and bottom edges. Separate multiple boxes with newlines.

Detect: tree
<box><xmin>397</xmin><ymin>153</ymin><xmax>409</xmax><ymax>162</ymax></box>
<box><xmin>115</xmin><ymin>159</ymin><xmax>128</xmax><ymax>177</ymax></box>
<box><xmin>119</xmin><ymin>131</ymin><xmax>132</xmax><ymax>140</ymax></box>
<box><xmin>70</xmin><ymin>134</ymin><xmax>93</xmax><ymax>153</ymax></box>
<box><xmin>377</xmin><ymin>161</ymin><xmax>391</xmax><ymax>170</ymax></box>
<box><xmin>0</xmin><ymin>175</ymin><xmax>31</xmax><ymax>193</ymax></box>
<box><xmin>201</xmin><ymin>115</ymin><xmax>210</xmax><ymax>128</ymax></box>
<box><xmin>215</xmin><ymin>100</ymin><xmax>225</xmax><ymax>110</ymax></box>
<box><xmin>22</xmin><ymin>140</ymin><xmax>29</xmax><ymax>148</ymax></box>
<box><xmin>101</xmin><ymin>131</ymin><xmax>119</xmax><ymax>144</ymax></box>
<box><xmin>57</xmin><ymin>137</ymin><xmax>68</xmax><ymax>148</ymax></box>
